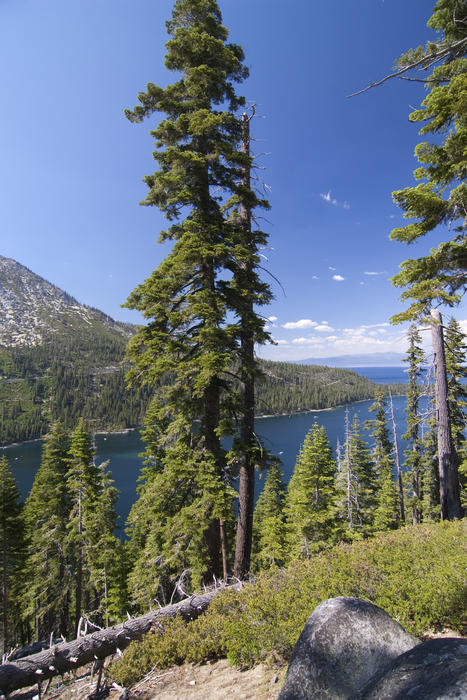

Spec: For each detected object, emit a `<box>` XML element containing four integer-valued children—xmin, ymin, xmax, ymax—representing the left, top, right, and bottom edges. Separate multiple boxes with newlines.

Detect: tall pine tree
<box><xmin>23</xmin><ymin>422</ymin><xmax>71</xmax><ymax>640</ymax></box>
<box><xmin>251</xmin><ymin>459</ymin><xmax>286</xmax><ymax>571</ymax></box>
<box><xmin>0</xmin><ymin>456</ymin><xmax>24</xmax><ymax>653</ymax></box>
<box><xmin>366</xmin><ymin>389</ymin><xmax>400</xmax><ymax>532</ymax></box>
<box><xmin>403</xmin><ymin>325</ymin><xmax>426</xmax><ymax>524</ymax></box>
<box><xmin>124</xmin><ymin>0</ymin><xmax>270</xmax><ymax>586</ymax></box>
<box><xmin>389</xmin><ymin>0</ymin><xmax>467</xmax><ymax>322</ymax></box>
<box><xmin>335</xmin><ymin>412</ymin><xmax>376</xmax><ymax>538</ymax></box>
<box><xmin>284</xmin><ymin>424</ymin><xmax>337</xmax><ymax>559</ymax></box>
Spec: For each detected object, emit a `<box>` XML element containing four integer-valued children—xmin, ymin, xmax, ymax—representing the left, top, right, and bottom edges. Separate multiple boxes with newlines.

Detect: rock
<box><xmin>357</xmin><ymin>637</ymin><xmax>467</xmax><ymax>699</ymax></box>
<box><xmin>278</xmin><ymin>596</ymin><xmax>417</xmax><ymax>700</ymax></box>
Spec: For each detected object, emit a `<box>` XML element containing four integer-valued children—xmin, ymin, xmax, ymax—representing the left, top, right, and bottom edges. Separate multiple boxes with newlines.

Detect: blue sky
<box><xmin>1</xmin><ymin>0</ymin><xmax>465</xmax><ymax>361</ymax></box>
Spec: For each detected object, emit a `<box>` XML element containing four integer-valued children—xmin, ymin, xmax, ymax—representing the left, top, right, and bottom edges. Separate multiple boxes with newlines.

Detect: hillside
<box><xmin>0</xmin><ymin>258</ymin><xmax>406</xmax><ymax>445</ymax></box>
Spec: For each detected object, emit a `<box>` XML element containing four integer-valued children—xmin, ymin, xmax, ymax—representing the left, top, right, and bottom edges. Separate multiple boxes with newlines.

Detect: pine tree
<box><xmin>123</xmin><ymin>0</ymin><xmax>268</xmax><ymax>586</ymax></box>
<box><xmin>389</xmin><ymin>0</ymin><xmax>467</xmax><ymax>322</ymax></box>
<box><xmin>251</xmin><ymin>459</ymin><xmax>286</xmax><ymax>571</ymax></box>
<box><xmin>335</xmin><ymin>412</ymin><xmax>376</xmax><ymax>538</ymax></box>
<box><xmin>366</xmin><ymin>390</ymin><xmax>400</xmax><ymax>532</ymax></box>
<box><xmin>229</xmin><ymin>110</ymin><xmax>272</xmax><ymax>580</ymax></box>
<box><xmin>421</xmin><ymin>413</ymin><xmax>441</xmax><ymax>520</ymax></box>
<box><xmin>445</xmin><ymin>317</ymin><xmax>467</xmax><ymax>513</ymax></box>
<box><xmin>66</xmin><ymin>419</ymin><xmax>121</xmax><ymax>631</ymax></box>
<box><xmin>0</xmin><ymin>456</ymin><xmax>24</xmax><ymax>653</ymax></box>
<box><xmin>445</xmin><ymin>317</ymin><xmax>467</xmax><ymax>454</ymax></box>
<box><xmin>23</xmin><ymin>422</ymin><xmax>71</xmax><ymax>640</ymax></box>
<box><xmin>84</xmin><ymin>461</ymin><xmax>123</xmax><ymax>626</ymax></box>
<box><xmin>403</xmin><ymin>325</ymin><xmax>426</xmax><ymax>524</ymax></box>
<box><xmin>284</xmin><ymin>424</ymin><xmax>337</xmax><ymax>559</ymax></box>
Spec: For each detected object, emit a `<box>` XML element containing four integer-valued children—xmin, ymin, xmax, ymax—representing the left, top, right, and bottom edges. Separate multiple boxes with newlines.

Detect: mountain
<box><xmin>0</xmin><ymin>256</ymin><xmax>150</xmax><ymax>445</ymax></box>
<box><xmin>0</xmin><ymin>255</ymin><xmax>132</xmax><ymax>347</ymax></box>
<box><xmin>0</xmin><ymin>257</ymin><xmax>405</xmax><ymax>446</ymax></box>
<box><xmin>295</xmin><ymin>352</ymin><xmax>405</xmax><ymax>368</ymax></box>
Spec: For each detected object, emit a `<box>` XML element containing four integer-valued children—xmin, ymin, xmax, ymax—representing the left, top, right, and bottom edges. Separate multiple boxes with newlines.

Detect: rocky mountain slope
<box><xmin>0</xmin><ymin>255</ymin><xmax>132</xmax><ymax>347</ymax></box>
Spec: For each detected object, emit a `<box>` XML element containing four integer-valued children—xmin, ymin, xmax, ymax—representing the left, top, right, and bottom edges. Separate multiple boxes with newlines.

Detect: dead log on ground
<box><xmin>0</xmin><ymin>585</ymin><xmax>238</xmax><ymax>696</ymax></box>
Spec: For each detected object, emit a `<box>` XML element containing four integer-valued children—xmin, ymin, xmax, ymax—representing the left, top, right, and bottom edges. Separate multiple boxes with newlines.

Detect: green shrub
<box><xmin>110</xmin><ymin>521</ymin><xmax>466</xmax><ymax>686</ymax></box>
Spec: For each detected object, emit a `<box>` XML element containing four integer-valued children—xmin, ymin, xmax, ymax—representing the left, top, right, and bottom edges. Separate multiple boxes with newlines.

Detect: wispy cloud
<box><xmin>268</xmin><ymin>315</ymin><xmax>278</xmax><ymax>322</ymax></box>
<box><xmin>320</xmin><ymin>191</ymin><xmax>350</xmax><ymax>210</ymax></box>
<box><xmin>333</xmin><ymin>274</ymin><xmax>345</xmax><ymax>282</ymax></box>
<box><xmin>282</xmin><ymin>319</ymin><xmax>317</xmax><ymax>330</ymax></box>
<box><xmin>257</xmin><ymin>321</ymin><xmax>411</xmax><ymax>362</ymax></box>
<box><xmin>364</xmin><ymin>271</ymin><xmax>386</xmax><ymax>276</ymax></box>
<box><xmin>320</xmin><ymin>191</ymin><xmax>337</xmax><ymax>205</ymax></box>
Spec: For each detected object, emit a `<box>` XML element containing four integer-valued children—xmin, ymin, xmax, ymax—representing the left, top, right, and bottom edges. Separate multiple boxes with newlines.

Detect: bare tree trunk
<box><xmin>0</xmin><ymin>585</ymin><xmax>241</xmax><ymax>696</ymax></box>
<box><xmin>430</xmin><ymin>309</ymin><xmax>462</xmax><ymax>520</ymax></box>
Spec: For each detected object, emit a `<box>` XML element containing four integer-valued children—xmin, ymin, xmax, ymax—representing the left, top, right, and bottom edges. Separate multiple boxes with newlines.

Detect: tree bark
<box><xmin>0</xmin><ymin>585</ymin><xmax>239</xmax><ymax>696</ymax></box>
<box><xmin>430</xmin><ymin>310</ymin><xmax>462</xmax><ymax>520</ymax></box>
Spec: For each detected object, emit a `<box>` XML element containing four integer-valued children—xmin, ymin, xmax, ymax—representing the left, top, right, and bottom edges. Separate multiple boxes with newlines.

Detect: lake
<box><xmin>2</xmin><ymin>367</ymin><xmax>412</xmax><ymax>535</ymax></box>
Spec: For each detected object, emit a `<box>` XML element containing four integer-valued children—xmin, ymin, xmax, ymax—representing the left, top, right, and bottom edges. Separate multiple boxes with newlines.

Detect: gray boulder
<box><xmin>278</xmin><ymin>596</ymin><xmax>417</xmax><ymax>700</ymax></box>
<box><xmin>357</xmin><ymin>637</ymin><xmax>467</xmax><ymax>699</ymax></box>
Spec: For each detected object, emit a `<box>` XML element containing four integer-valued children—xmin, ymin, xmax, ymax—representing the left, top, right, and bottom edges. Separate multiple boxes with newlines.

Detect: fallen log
<box><xmin>0</xmin><ymin>585</ymin><xmax>238</xmax><ymax>696</ymax></box>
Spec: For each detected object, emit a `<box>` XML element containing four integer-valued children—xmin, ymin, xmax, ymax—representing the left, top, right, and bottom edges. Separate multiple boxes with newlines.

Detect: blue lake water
<box><xmin>2</xmin><ymin>367</ymin><xmax>412</xmax><ymax>535</ymax></box>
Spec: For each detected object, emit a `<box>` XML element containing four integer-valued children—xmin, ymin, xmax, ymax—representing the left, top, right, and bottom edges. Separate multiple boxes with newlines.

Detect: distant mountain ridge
<box><xmin>295</xmin><ymin>352</ymin><xmax>405</xmax><ymax>368</ymax></box>
<box><xmin>0</xmin><ymin>255</ymin><xmax>132</xmax><ymax>347</ymax></box>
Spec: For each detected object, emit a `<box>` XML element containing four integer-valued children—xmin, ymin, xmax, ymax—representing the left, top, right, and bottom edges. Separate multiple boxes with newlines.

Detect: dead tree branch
<box><xmin>0</xmin><ymin>584</ymin><xmax>241</xmax><ymax>696</ymax></box>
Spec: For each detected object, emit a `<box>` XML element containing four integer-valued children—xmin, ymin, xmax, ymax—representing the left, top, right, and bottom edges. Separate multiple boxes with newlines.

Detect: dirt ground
<box><xmin>8</xmin><ymin>628</ymin><xmax>463</xmax><ymax>700</ymax></box>
<box><xmin>8</xmin><ymin>659</ymin><xmax>285</xmax><ymax>700</ymax></box>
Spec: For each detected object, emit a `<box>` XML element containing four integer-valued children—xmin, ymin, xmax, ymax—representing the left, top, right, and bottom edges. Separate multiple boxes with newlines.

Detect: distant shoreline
<box><xmin>2</xmin><ymin>384</ymin><xmax>408</xmax><ymax>450</ymax></box>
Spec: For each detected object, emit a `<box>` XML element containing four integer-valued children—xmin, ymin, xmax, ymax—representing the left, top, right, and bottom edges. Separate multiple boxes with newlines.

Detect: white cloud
<box><xmin>458</xmin><ymin>319</ymin><xmax>467</xmax><ymax>335</ymax></box>
<box><xmin>292</xmin><ymin>336</ymin><xmax>325</xmax><ymax>345</ymax></box>
<box><xmin>312</xmin><ymin>275</ymin><xmax>319</xmax><ymax>280</ymax></box>
<box><xmin>268</xmin><ymin>316</ymin><xmax>278</xmax><ymax>322</ymax></box>
<box><xmin>333</xmin><ymin>274</ymin><xmax>345</xmax><ymax>282</ymax></box>
<box><xmin>320</xmin><ymin>191</ymin><xmax>337</xmax><ymax>206</ymax></box>
<box><xmin>282</xmin><ymin>319</ymin><xmax>317</xmax><ymax>330</ymax></box>
<box><xmin>328</xmin><ymin>266</ymin><xmax>336</xmax><ymax>271</ymax></box>
<box><xmin>315</xmin><ymin>324</ymin><xmax>334</xmax><ymax>332</ymax></box>
<box><xmin>364</xmin><ymin>271</ymin><xmax>386</xmax><ymax>276</ymax></box>
<box><xmin>320</xmin><ymin>191</ymin><xmax>350</xmax><ymax>210</ymax></box>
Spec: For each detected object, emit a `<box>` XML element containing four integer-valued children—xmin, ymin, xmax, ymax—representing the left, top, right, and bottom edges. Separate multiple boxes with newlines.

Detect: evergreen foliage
<box><xmin>390</xmin><ymin>0</ymin><xmax>467</xmax><ymax>321</ymax></box>
<box><xmin>284</xmin><ymin>424</ymin><xmax>337</xmax><ymax>559</ymax></box>
<box><xmin>0</xmin><ymin>339</ymin><xmax>405</xmax><ymax>448</ymax></box>
<box><xmin>403</xmin><ymin>325</ymin><xmax>426</xmax><ymax>524</ymax></box>
<box><xmin>22</xmin><ymin>422</ymin><xmax>71</xmax><ymax>640</ymax></box>
<box><xmin>444</xmin><ymin>317</ymin><xmax>467</xmax><ymax>453</ymax></box>
<box><xmin>335</xmin><ymin>412</ymin><xmax>376</xmax><ymax>537</ymax></box>
<box><xmin>110</xmin><ymin>521</ymin><xmax>467</xmax><ymax>685</ymax></box>
<box><xmin>366</xmin><ymin>389</ymin><xmax>400</xmax><ymax>531</ymax></box>
<box><xmin>420</xmin><ymin>414</ymin><xmax>442</xmax><ymax>520</ymax></box>
<box><xmin>66</xmin><ymin>419</ymin><xmax>121</xmax><ymax>632</ymax></box>
<box><xmin>0</xmin><ymin>456</ymin><xmax>25</xmax><ymax>653</ymax></box>
<box><xmin>251</xmin><ymin>459</ymin><xmax>286</xmax><ymax>570</ymax></box>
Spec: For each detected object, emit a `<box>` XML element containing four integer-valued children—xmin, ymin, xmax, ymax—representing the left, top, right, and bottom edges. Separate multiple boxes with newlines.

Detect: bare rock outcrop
<box><xmin>278</xmin><ymin>597</ymin><xmax>417</xmax><ymax>700</ymax></box>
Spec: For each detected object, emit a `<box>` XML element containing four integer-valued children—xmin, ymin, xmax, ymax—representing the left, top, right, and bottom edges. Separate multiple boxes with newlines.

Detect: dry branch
<box><xmin>0</xmin><ymin>585</ymin><xmax>239</xmax><ymax>696</ymax></box>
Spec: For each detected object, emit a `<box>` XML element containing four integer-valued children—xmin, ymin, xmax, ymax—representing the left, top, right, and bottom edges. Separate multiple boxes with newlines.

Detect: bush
<box><xmin>110</xmin><ymin>520</ymin><xmax>466</xmax><ymax>685</ymax></box>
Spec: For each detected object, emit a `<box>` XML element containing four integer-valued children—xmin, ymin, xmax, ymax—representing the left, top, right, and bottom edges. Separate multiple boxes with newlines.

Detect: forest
<box><xmin>0</xmin><ymin>336</ymin><xmax>404</xmax><ymax>446</ymax></box>
<box><xmin>0</xmin><ymin>0</ymin><xmax>465</xmax><ymax>685</ymax></box>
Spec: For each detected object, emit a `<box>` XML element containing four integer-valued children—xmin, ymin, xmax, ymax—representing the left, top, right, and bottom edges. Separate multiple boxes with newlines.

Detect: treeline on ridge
<box><xmin>0</xmin><ymin>335</ymin><xmax>406</xmax><ymax>445</ymax></box>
